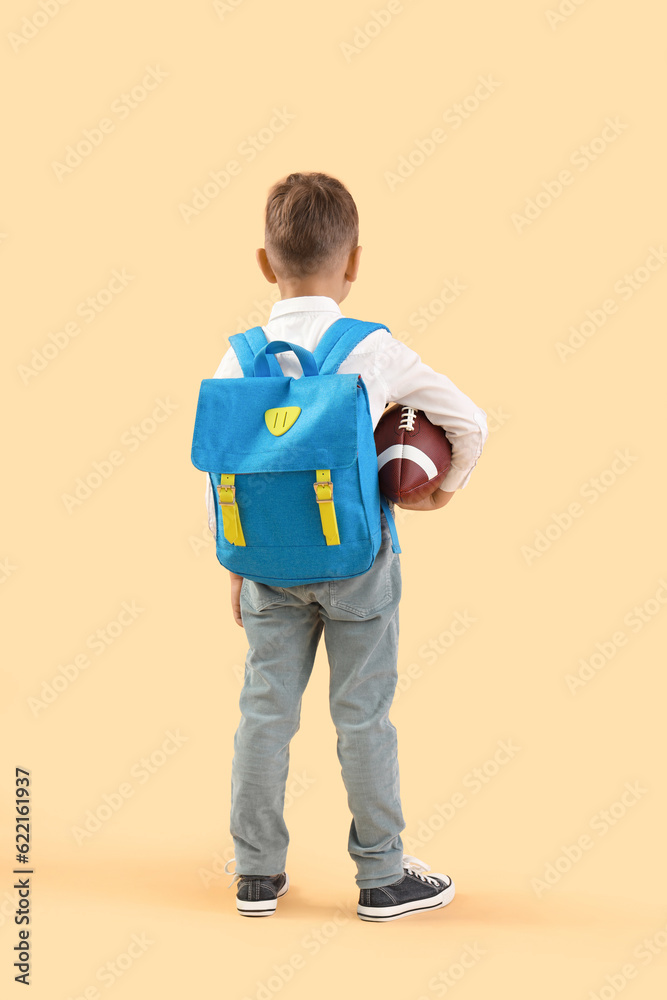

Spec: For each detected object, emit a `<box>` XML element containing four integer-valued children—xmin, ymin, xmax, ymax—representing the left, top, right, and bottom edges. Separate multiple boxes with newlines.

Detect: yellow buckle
<box><xmin>314</xmin><ymin>480</ymin><xmax>333</xmax><ymax>502</ymax></box>
<box><xmin>217</xmin><ymin>483</ymin><xmax>236</xmax><ymax>505</ymax></box>
<box><xmin>314</xmin><ymin>470</ymin><xmax>340</xmax><ymax>545</ymax></box>
<box><xmin>218</xmin><ymin>475</ymin><xmax>245</xmax><ymax>546</ymax></box>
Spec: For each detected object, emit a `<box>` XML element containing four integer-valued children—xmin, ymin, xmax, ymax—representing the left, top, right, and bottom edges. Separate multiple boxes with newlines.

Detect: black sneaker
<box><xmin>357</xmin><ymin>854</ymin><xmax>455</xmax><ymax>922</ymax></box>
<box><xmin>224</xmin><ymin>857</ymin><xmax>289</xmax><ymax>917</ymax></box>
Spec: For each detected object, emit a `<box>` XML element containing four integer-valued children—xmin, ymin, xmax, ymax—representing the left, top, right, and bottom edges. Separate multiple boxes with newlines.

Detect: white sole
<box><xmin>357</xmin><ymin>877</ymin><xmax>455</xmax><ymax>922</ymax></box>
<box><xmin>237</xmin><ymin>873</ymin><xmax>289</xmax><ymax>917</ymax></box>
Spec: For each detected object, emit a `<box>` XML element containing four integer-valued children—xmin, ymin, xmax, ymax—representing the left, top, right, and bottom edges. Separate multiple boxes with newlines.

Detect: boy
<box><xmin>205</xmin><ymin>172</ymin><xmax>489</xmax><ymax>921</ymax></box>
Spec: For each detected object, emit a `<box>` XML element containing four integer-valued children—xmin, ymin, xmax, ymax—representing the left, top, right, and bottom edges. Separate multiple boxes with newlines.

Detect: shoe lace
<box><xmin>224</xmin><ymin>857</ymin><xmax>242</xmax><ymax>889</ymax></box>
<box><xmin>402</xmin><ymin>853</ymin><xmax>442</xmax><ymax>887</ymax></box>
<box><xmin>223</xmin><ymin>858</ymin><xmax>282</xmax><ymax>889</ymax></box>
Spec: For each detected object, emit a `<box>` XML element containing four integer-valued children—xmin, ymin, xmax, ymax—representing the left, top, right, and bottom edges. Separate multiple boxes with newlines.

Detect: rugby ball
<box><xmin>375</xmin><ymin>404</ymin><xmax>452</xmax><ymax>504</ymax></box>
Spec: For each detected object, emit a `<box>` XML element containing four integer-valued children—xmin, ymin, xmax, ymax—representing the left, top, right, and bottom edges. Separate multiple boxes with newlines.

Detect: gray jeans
<box><xmin>231</xmin><ymin>509</ymin><xmax>406</xmax><ymax>889</ymax></box>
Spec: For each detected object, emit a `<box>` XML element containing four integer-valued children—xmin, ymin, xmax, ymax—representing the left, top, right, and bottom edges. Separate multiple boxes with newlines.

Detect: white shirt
<box><xmin>204</xmin><ymin>295</ymin><xmax>488</xmax><ymax>534</ymax></box>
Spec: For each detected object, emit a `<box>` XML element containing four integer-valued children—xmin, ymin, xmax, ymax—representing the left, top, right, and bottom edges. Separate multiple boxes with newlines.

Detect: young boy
<box><xmin>205</xmin><ymin>172</ymin><xmax>489</xmax><ymax>921</ymax></box>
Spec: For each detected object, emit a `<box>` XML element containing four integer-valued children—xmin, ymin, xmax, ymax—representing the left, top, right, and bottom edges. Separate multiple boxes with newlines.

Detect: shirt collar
<box><xmin>267</xmin><ymin>295</ymin><xmax>342</xmax><ymax>322</ymax></box>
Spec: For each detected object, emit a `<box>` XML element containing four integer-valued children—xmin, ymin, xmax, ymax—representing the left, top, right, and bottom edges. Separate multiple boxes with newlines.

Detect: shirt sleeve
<box><xmin>213</xmin><ymin>346</ymin><xmax>244</xmax><ymax>379</ymax></box>
<box><xmin>205</xmin><ymin>474</ymin><xmax>216</xmax><ymax>537</ymax></box>
<box><xmin>376</xmin><ymin>333</ymin><xmax>489</xmax><ymax>491</ymax></box>
<box><xmin>204</xmin><ymin>346</ymin><xmax>245</xmax><ymax>536</ymax></box>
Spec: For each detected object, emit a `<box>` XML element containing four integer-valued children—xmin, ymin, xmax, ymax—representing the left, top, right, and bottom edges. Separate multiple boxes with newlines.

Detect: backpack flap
<box><xmin>191</xmin><ymin>372</ymin><xmax>360</xmax><ymax>474</ymax></box>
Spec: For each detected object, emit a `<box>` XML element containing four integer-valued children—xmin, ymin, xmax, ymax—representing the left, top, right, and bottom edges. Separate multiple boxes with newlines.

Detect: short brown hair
<box><xmin>263</xmin><ymin>172</ymin><xmax>359</xmax><ymax>279</ymax></box>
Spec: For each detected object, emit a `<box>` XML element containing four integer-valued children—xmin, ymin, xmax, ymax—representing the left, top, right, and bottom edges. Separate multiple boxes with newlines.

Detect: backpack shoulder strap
<box><xmin>314</xmin><ymin>317</ymin><xmax>390</xmax><ymax>375</ymax></box>
<box><xmin>229</xmin><ymin>326</ymin><xmax>283</xmax><ymax>377</ymax></box>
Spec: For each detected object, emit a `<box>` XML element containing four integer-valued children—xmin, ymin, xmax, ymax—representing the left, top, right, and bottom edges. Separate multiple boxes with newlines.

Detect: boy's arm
<box><xmin>374</xmin><ymin>334</ymin><xmax>489</xmax><ymax>494</ymax></box>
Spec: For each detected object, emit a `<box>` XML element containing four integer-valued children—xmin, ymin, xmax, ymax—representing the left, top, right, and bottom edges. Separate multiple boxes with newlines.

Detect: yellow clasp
<box><xmin>217</xmin><ymin>474</ymin><xmax>245</xmax><ymax>546</ymax></box>
<box><xmin>314</xmin><ymin>469</ymin><xmax>340</xmax><ymax>545</ymax></box>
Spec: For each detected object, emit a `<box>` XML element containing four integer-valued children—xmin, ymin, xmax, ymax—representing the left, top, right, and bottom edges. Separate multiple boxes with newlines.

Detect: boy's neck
<box><xmin>275</xmin><ymin>279</ymin><xmax>347</xmax><ymax>306</ymax></box>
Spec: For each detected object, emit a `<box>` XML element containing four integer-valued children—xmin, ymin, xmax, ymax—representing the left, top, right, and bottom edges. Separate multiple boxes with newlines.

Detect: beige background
<box><xmin>2</xmin><ymin>0</ymin><xmax>666</xmax><ymax>997</ymax></box>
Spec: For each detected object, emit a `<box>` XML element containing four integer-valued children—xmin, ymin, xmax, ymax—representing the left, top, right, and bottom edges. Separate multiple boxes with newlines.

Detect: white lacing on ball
<box><xmin>398</xmin><ymin>406</ymin><xmax>417</xmax><ymax>432</ymax></box>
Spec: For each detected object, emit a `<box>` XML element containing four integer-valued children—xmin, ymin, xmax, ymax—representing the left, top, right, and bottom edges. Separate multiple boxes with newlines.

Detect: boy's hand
<box><xmin>395</xmin><ymin>489</ymin><xmax>455</xmax><ymax>511</ymax></box>
<box><xmin>230</xmin><ymin>571</ymin><xmax>244</xmax><ymax>627</ymax></box>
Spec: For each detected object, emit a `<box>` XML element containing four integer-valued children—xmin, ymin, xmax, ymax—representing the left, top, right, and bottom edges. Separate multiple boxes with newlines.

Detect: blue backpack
<box><xmin>190</xmin><ymin>317</ymin><xmax>401</xmax><ymax>586</ymax></box>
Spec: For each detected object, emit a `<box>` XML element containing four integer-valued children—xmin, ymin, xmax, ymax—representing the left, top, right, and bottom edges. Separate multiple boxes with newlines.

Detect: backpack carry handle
<box><xmin>254</xmin><ymin>340</ymin><xmax>319</xmax><ymax>378</ymax></box>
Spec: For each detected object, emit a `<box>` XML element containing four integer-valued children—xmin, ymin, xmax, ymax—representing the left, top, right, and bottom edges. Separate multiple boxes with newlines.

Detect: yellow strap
<box><xmin>314</xmin><ymin>469</ymin><xmax>340</xmax><ymax>546</ymax></box>
<box><xmin>218</xmin><ymin>474</ymin><xmax>245</xmax><ymax>546</ymax></box>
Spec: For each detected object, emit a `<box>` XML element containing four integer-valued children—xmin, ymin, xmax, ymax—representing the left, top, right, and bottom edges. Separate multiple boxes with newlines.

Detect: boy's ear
<box><xmin>346</xmin><ymin>245</ymin><xmax>362</xmax><ymax>283</ymax></box>
<box><xmin>256</xmin><ymin>248</ymin><xmax>278</xmax><ymax>284</ymax></box>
